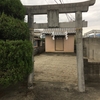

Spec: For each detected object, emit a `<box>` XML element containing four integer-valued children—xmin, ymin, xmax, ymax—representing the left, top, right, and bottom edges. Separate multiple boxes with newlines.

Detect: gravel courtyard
<box><xmin>33</xmin><ymin>53</ymin><xmax>100</xmax><ymax>100</ymax></box>
<box><xmin>1</xmin><ymin>53</ymin><xmax>100</xmax><ymax>100</ymax></box>
<box><xmin>34</xmin><ymin>53</ymin><xmax>77</xmax><ymax>85</ymax></box>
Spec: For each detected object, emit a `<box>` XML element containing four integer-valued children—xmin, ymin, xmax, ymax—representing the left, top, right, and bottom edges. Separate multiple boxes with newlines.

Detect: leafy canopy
<box><xmin>0</xmin><ymin>13</ymin><xmax>29</xmax><ymax>40</ymax></box>
<box><xmin>0</xmin><ymin>0</ymin><xmax>25</xmax><ymax>20</ymax></box>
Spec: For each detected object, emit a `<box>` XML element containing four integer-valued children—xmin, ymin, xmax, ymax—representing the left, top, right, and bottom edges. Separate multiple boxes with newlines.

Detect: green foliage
<box><xmin>0</xmin><ymin>13</ymin><xmax>29</xmax><ymax>40</ymax></box>
<box><xmin>0</xmin><ymin>40</ymin><xmax>33</xmax><ymax>87</ymax></box>
<box><xmin>0</xmin><ymin>0</ymin><xmax>25</xmax><ymax>20</ymax></box>
<box><xmin>0</xmin><ymin>0</ymin><xmax>32</xmax><ymax>88</ymax></box>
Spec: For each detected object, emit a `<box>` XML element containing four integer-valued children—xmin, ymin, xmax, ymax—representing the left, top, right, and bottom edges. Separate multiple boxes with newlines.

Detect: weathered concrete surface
<box><xmin>75</xmin><ymin>11</ymin><xmax>85</xmax><ymax>92</ymax></box>
<box><xmin>24</xmin><ymin>0</ymin><xmax>96</xmax><ymax>14</ymax></box>
<box><xmin>28</xmin><ymin>14</ymin><xmax>34</xmax><ymax>89</ymax></box>
<box><xmin>48</xmin><ymin>10</ymin><xmax>59</xmax><ymax>28</ymax></box>
<box><xmin>83</xmin><ymin>38</ymin><xmax>100</xmax><ymax>61</ymax></box>
<box><xmin>34</xmin><ymin>21</ymin><xmax>87</xmax><ymax>29</ymax></box>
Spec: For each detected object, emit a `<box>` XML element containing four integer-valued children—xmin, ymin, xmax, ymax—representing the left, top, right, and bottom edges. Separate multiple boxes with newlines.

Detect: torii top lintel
<box><xmin>24</xmin><ymin>0</ymin><xmax>96</xmax><ymax>15</ymax></box>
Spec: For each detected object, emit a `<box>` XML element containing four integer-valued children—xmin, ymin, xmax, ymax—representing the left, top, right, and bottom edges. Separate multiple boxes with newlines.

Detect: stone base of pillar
<box><xmin>28</xmin><ymin>72</ymin><xmax>34</xmax><ymax>90</ymax></box>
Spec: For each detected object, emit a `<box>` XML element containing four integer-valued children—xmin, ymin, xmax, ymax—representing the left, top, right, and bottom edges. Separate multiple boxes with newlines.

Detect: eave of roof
<box><xmin>42</xmin><ymin>28</ymin><xmax>76</xmax><ymax>35</ymax></box>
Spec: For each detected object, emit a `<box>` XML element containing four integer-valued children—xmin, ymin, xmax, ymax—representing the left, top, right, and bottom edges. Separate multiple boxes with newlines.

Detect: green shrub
<box><xmin>0</xmin><ymin>40</ymin><xmax>33</xmax><ymax>87</ymax></box>
<box><xmin>0</xmin><ymin>13</ymin><xmax>30</xmax><ymax>40</ymax></box>
<box><xmin>0</xmin><ymin>0</ymin><xmax>25</xmax><ymax>20</ymax></box>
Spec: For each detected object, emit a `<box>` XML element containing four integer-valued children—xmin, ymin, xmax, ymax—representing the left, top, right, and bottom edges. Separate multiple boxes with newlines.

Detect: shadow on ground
<box><xmin>33</xmin><ymin>82</ymin><xmax>100</xmax><ymax>100</ymax></box>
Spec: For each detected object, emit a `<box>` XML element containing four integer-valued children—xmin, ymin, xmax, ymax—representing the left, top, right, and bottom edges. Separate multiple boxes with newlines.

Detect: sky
<box><xmin>20</xmin><ymin>0</ymin><xmax>100</xmax><ymax>34</ymax></box>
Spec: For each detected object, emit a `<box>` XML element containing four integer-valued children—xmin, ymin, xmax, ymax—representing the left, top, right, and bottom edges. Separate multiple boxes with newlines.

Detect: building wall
<box><xmin>45</xmin><ymin>35</ymin><xmax>74</xmax><ymax>52</ymax></box>
<box><xmin>45</xmin><ymin>35</ymin><xmax>55</xmax><ymax>52</ymax></box>
<box><xmin>64</xmin><ymin>35</ymin><xmax>74</xmax><ymax>52</ymax></box>
<box><xmin>83</xmin><ymin>38</ymin><xmax>100</xmax><ymax>61</ymax></box>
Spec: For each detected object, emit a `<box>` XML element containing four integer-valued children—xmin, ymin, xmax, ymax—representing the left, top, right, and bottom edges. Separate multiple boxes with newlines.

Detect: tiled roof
<box><xmin>42</xmin><ymin>28</ymin><xmax>76</xmax><ymax>35</ymax></box>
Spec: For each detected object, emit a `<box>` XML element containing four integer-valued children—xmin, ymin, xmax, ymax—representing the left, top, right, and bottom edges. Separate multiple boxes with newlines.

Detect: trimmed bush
<box><xmin>0</xmin><ymin>40</ymin><xmax>33</xmax><ymax>87</ymax></box>
<box><xmin>0</xmin><ymin>0</ymin><xmax>25</xmax><ymax>20</ymax></box>
<box><xmin>0</xmin><ymin>13</ymin><xmax>30</xmax><ymax>40</ymax></box>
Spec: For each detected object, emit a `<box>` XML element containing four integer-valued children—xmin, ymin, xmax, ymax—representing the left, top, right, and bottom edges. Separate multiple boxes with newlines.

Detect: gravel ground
<box><xmin>34</xmin><ymin>53</ymin><xmax>77</xmax><ymax>85</ymax></box>
<box><xmin>1</xmin><ymin>53</ymin><xmax>100</xmax><ymax>100</ymax></box>
<box><xmin>34</xmin><ymin>53</ymin><xmax>100</xmax><ymax>100</ymax></box>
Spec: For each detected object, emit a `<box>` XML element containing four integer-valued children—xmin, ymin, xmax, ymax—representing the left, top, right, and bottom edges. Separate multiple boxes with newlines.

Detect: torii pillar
<box><xmin>25</xmin><ymin>0</ymin><xmax>96</xmax><ymax>92</ymax></box>
<box><xmin>27</xmin><ymin>13</ymin><xmax>34</xmax><ymax>89</ymax></box>
<box><xmin>75</xmin><ymin>11</ymin><xmax>85</xmax><ymax>92</ymax></box>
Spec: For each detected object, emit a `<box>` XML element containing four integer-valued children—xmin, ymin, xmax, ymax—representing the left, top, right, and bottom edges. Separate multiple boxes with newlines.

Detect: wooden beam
<box><xmin>24</xmin><ymin>0</ymin><xmax>95</xmax><ymax>14</ymax></box>
<box><xmin>34</xmin><ymin>21</ymin><xmax>87</xmax><ymax>29</ymax></box>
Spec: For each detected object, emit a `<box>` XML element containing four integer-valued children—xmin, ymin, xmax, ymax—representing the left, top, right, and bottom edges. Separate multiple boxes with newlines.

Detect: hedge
<box><xmin>0</xmin><ymin>40</ymin><xmax>33</xmax><ymax>87</ymax></box>
<box><xmin>0</xmin><ymin>13</ymin><xmax>30</xmax><ymax>41</ymax></box>
<box><xmin>0</xmin><ymin>0</ymin><xmax>25</xmax><ymax>20</ymax></box>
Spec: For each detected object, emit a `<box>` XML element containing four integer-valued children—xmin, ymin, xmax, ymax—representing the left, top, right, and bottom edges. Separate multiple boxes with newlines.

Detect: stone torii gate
<box><xmin>24</xmin><ymin>0</ymin><xmax>96</xmax><ymax>92</ymax></box>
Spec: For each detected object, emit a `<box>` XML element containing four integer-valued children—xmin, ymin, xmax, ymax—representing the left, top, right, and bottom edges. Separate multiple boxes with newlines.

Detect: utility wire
<box><xmin>54</xmin><ymin>0</ymin><xmax>70</xmax><ymax>21</ymax></box>
<box><xmin>59</xmin><ymin>0</ymin><xmax>72</xmax><ymax>21</ymax></box>
<box><xmin>65</xmin><ymin>14</ymin><xmax>70</xmax><ymax>22</ymax></box>
<box><xmin>59</xmin><ymin>0</ymin><xmax>62</xmax><ymax>3</ymax></box>
<box><xmin>68</xmin><ymin>14</ymin><xmax>75</xmax><ymax>21</ymax></box>
<box><xmin>45</xmin><ymin>0</ymin><xmax>48</xmax><ymax>4</ymax></box>
<box><xmin>54</xmin><ymin>0</ymin><xmax>58</xmax><ymax>4</ymax></box>
<box><xmin>60</xmin><ymin>0</ymin><xmax>75</xmax><ymax>21</ymax></box>
<box><xmin>53</xmin><ymin>0</ymin><xmax>75</xmax><ymax>21</ymax></box>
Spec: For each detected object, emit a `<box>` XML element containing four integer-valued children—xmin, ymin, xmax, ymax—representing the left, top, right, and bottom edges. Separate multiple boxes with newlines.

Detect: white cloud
<box><xmin>34</xmin><ymin>15</ymin><xmax>47</xmax><ymax>23</ymax></box>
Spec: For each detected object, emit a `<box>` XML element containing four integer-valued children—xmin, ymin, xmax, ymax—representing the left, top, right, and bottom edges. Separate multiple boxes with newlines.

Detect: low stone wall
<box><xmin>83</xmin><ymin>38</ymin><xmax>100</xmax><ymax>61</ymax></box>
<box><xmin>34</xmin><ymin>46</ymin><xmax>45</xmax><ymax>55</ymax></box>
<box><xmin>84</xmin><ymin>58</ymin><xmax>100</xmax><ymax>83</ymax></box>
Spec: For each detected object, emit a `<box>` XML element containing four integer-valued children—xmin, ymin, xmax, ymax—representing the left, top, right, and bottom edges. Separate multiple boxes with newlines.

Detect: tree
<box><xmin>0</xmin><ymin>0</ymin><xmax>25</xmax><ymax>20</ymax></box>
<box><xmin>0</xmin><ymin>13</ymin><xmax>29</xmax><ymax>40</ymax></box>
<box><xmin>0</xmin><ymin>0</ymin><xmax>33</xmax><ymax>88</ymax></box>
